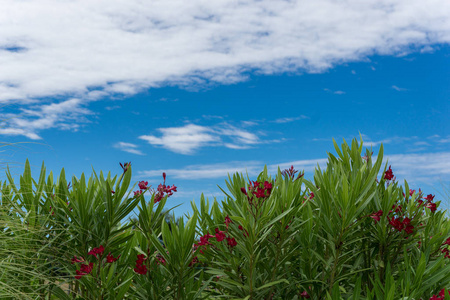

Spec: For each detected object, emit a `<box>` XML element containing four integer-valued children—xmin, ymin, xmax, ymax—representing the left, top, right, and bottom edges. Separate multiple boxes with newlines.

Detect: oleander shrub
<box><xmin>0</xmin><ymin>138</ymin><xmax>449</xmax><ymax>299</ymax></box>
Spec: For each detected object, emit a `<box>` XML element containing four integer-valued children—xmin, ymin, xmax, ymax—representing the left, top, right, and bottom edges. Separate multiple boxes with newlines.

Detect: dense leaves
<box><xmin>1</xmin><ymin>138</ymin><xmax>449</xmax><ymax>299</ymax></box>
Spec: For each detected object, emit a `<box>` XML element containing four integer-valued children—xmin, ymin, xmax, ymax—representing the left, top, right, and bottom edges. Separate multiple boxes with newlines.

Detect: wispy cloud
<box><xmin>0</xmin><ymin>1</ymin><xmax>448</xmax><ymax>104</ymax></box>
<box><xmin>105</xmin><ymin>105</ymin><xmax>121</xmax><ymax>111</ymax></box>
<box><xmin>138</xmin><ymin>122</ymin><xmax>279</xmax><ymax>154</ymax></box>
<box><xmin>392</xmin><ymin>85</ymin><xmax>408</xmax><ymax>91</ymax></box>
<box><xmin>324</xmin><ymin>88</ymin><xmax>346</xmax><ymax>95</ymax></box>
<box><xmin>0</xmin><ymin>98</ymin><xmax>92</xmax><ymax>139</ymax></box>
<box><xmin>139</xmin><ymin>124</ymin><xmax>219</xmax><ymax>155</ymax></box>
<box><xmin>113</xmin><ymin>142</ymin><xmax>145</xmax><ymax>155</ymax></box>
<box><xmin>272</xmin><ymin>115</ymin><xmax>309</xmax><ymax>123</ymax></box>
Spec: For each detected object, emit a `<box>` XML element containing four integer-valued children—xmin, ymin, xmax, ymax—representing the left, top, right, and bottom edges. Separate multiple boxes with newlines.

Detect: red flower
<box><xmin>106</xmin><ymin>253</ymin><xmax>120</xmax><ymax>263</ymax></box>
<box><xmin>156</xmin><ymin>254</ymin><xmax>166</xmax><ymax>265</ymax></box>
<box><xmin>71</xmin><ymin>256</ymin><xmax>85</xmax><ymax>264</ymax></box>
<box><xmin>189</xmin><ymin>256</ymin><xmax>199</xmax><ymax>267</ymax></box>
<box><xmin>300</xmin><ymin>290</ymin><xmax>310</xmax><ymax>298</ymax></box>
<box><xmin>134</xmin><ymin>264</ymin><xmax>148</xmax><ymax>275</ymax></box>
<box><xmin>227</xmin><ymin>237</ymin><xmax>237</xmax><ymax>247</ymax></box>
<box><xmin>309</xmin><ymin>192</ymin><xmax>314</xmax><ymax>199</ymax></box>
<box><xmin>75</xmin><ymin>262</ymin><xmax>94</xmax><ymax>279</ymax></box>
<box><xmin>215</xmin><ymin>228</ymin><xmax>226</xmax><ymax>242</ymax></box>
<box><xmin>225</xmin><ymin>215</ymin><xmax>232</xmax><ymax>229</ymax></box>
<box><xmin>138</xmin><ymin>181</ymin><xmax>149</xmax><ymax>190</ymax></box>
<box><xmin>389</xmin><ymin>217</ymin><xmax>404</xmax><ymax>232</ymax></box>
<box><xmin>134</xmin><ymin>254</ymin><xmax>148</xmax><ymax>275</ymax></box>
<box><xmin>134</xmin><ymin>190</ymin><xmax>142</xmax><ymax>196</ymax></box>
<box><xmin>444</xmin><ymin>237</ymin><xmax>450</xmax><ymax>245</ymax></box>
<box><xmin>263</xmin><ymin>181</ymin><xmax>273</xmax><ymax>192</ymax></box>
<box><xmin>425</xmin><ymin>194</ymin><xmax>435</xmax><ymax>202</ymax></box>
<box><xmin>136</xmin><ymin>254</ymin><xmax>146</xmax><ymax>264</ymax></box>
<box><xmin>370</xmin><ymin>210</ymin><xmax>383</xmax><ymax>224</ymax></box>
<box><xmin>88</xmin><ymin>245</ymin><xmax>104</xmax><ymax>258</ymax></box>
<box><xmin>384</xmin><ymin>165</ymin><xmax>394</xmax><ymax>180</ymax></box>
<box><xmin>426</xmin><ymin>202</ymin><xmax>437</xmax><ymax>212</ymax></box>
<box><xmin>409</xmin><ymin>189</ymin><xmax>415</xmax><ymax>196</ymax></box>
<box><xmin>240</xmin><ymin>187</ymin><xmax>248</xmax><ymax>195</ymax></box>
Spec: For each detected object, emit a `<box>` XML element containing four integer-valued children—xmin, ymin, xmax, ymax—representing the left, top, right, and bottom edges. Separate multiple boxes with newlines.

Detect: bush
<box><xmin>1</xmin><ymin>138</ymin><xmax>449</xmax><ymax>299</ymax></box>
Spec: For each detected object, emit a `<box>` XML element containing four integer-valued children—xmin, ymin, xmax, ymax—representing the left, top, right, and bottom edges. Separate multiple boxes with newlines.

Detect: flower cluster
<box><xmin>281</xmin><ymin>165</ymin><xmax>304</xmax><ymax>180</ymax></box>
<box><xmin>241</xmin><ymin>180</ymin><xmax>273</xmax><ymax>201</ymax></box>
<box><xmin>106</xmin><ymin>252</ymin><xmax>120</xmax><ymax>263</ymax></box>
<box><xmin>384</xmin><ymin>165</ymin><xmax>395</xmax><ymax>181</ymax></box>
<box><xmin>153</xmin><ymin>172</ymin><xmax>177</xmax><ymax>203</ymax></box>
<box><xmin>194</xmin><ymin>217</ymin><xmax>238</xmax><ymax>255</ymax></box>
<box><xmin>75</xmin><ymin>262</ymin><xmax>94</xmax><ymax>280</ymax></box>
<box><xmin>429</xmin><ymin>288</ymin><xmax>450</xmax><ymax>300</ymax></box>
<box><xmin>389</xmin><ymin>216</ymin><xmax>414</xmax><ymax>234</ymax></box>
<box><xmin>441</xmin><ymin>237</ymin><xmax>450</xmax><ymax>259</ymax></box>
<box><xmin>369</xmin><ymin>204</ymin><xmax>415</xmax><ymax>236</ymax></box>
<box><xmin>134</xmin><ymin>254</ymin><xmax>148</xmax><ymax>275</ymax></box>
<box><xmin>88</xmin><ymin>245</ymin><xmax>104</xmax><ymax>259</ymax></box>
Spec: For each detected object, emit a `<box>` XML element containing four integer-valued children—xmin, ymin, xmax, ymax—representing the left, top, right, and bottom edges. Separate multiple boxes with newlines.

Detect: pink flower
<box><xmin>384</xmin><ymin>165</ymin><xmax>394</xmax><ymax>180</ymax></box>
<box><xmin>215</xmin><ymin>228</ymin><xmax>226</xmax><ymax>242</ymax></box>
<box><xmin>75</xmin><ymin>262</ymin><xmax>94</xmax><ymax>279</ymax></box>
<box><xmin>138</xmin><ymin>181</ymin><xmax>149</xmax><ymax>190</ymax></box>
<box><xmin>426</xmin><ymin>202</ymin><xmax>437</xmax><ymax>212</ymax></box>
<box><xmin>71</xmin><ymin>256</ymin><xmax>85</xmax><ymax>264</ymax></box>
<box><xmin>189</xmin><ymin>256</ymin><xmax>199</xmax><ymax>267</ymax></box>
<box><xmin>300</xmin><ymin>291</ymin><xmax>310</xmax><ymax>298</ymax></box>
<box><xmin>370</xmin><ymin>210</ymin><xmax>383</xmax><ymax>224</ymax></box>
<box><xmin>389</xmin><ymin>217</ymin><xmax>404</xmax><ymax>232</ymax></box>
<box><xmin>227</xmin><ymin>237</ymin><xmax>237</xmax><ymax>247</ymax></box>
<box><xmin>134</xmin><ymin>254</ymin><xmax>148</xmax><ymax>275</ymax></box>
<box><xmin>106</xmin><ymin>253</ymin><xmax>120</xmax><ymax>263</ymax></box>
<box><xmin>224</xmin><ymin>215</ymin><xmax>232</xmax><ymax>229</ymax></box>
<box><xmin>156</xmin><ymin>254</ymin><xmax>166</xmax><ymax>265</ymax></box>
<box><xmin>425</xmin><ymin>194</ymin><xmax>435</xmax><ymax>202</ymax></box>
<box><xmin>134</xmin><ymin>190</ymin><xmax>142</xmax><ymax>196</ymax></box>
<box><xmin>88</xmin><ymin>245</ymin><xmax>104</xmax><ymax>258</ymax></box>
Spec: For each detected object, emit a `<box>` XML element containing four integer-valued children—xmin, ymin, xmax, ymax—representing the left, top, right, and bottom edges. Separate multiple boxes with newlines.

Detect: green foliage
<box><xmin>0</xmin><ymin>137</ymin><xmax>449</xmax><ymax>299</ymax></box>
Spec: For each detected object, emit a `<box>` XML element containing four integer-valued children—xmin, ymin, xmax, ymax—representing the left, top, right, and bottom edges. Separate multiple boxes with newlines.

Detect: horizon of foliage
<box><xmin>1</xmin><ymin>137</ymin><xmax>450</xmax><ymax>299</ymax></box>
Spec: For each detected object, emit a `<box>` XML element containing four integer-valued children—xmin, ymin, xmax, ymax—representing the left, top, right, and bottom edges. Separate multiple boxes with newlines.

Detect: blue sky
<box><xmin>0</xmin><ymin>0</ymin><xmax>449</xmax><ymax>216</ymax></box>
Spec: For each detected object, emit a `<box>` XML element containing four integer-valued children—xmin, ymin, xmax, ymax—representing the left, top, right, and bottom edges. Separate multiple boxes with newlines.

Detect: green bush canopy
<box><xmin>1</xmin><ymin>138</ymin><xmax>449</xmax><ymax>299</ymax></box>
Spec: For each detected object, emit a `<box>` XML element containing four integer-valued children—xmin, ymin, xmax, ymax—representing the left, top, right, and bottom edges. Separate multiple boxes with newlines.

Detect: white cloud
<box><xmin>324</xmin><ymin>88</ymin><xmax>346</xmax><ymax>95</ymax></box>
<box><xmin>392</xmin><ymin>85</ymin><xmax>408</xmax><ymax>91</ymax></box>
<box><xmin>113</xmin><ymin>142</ymin><xmax>145</xmax><ymax>155</ymax></box>
<box><xmin>0</xmin><ymin>98</ymin><xmax>92</xmax><ymax>139</ymax></box>
<box><xmin>272</xmin><ymin>115</ymin><xmax>309</xmax><ymax>123</ymax></box>
<box><xmin>139</xmin><ymin>122</ymin><xmax>278</xmax><ymax>154</ymax></box>
<box><xmin>139</xmin><ymin>124</ymin><xmax>220</xmax><ymax>155</ymax></box>
<box><xmin>1</xmin><ymin>0</ymin><xmax>449</xmax><ymax>138</ymax></box>
<box><xmin>383</xmin><ymin>152</ymin><xmax>450</xmax><ymax>185</ymax></box>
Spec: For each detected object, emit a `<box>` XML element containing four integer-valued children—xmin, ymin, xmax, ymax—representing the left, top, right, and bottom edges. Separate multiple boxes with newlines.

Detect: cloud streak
<box><xmin>138</xmin><ymin>122</ymin><xmax>280</xmax><ymax>154</ymax></box>
<box><xmin>113</xmin><ymin>142</ymin><xmax>145</xmax><ymax>155</ymax></box>
<box><xmin>1</xmin><ymin>0</ymin><xmax>449</xmax><ymax>138</ymax></box>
